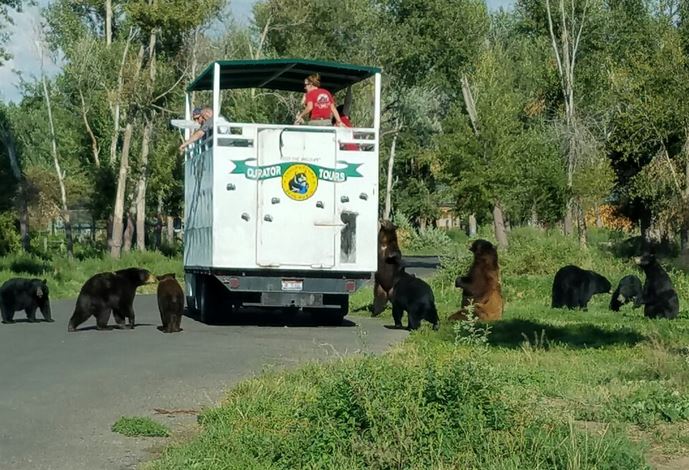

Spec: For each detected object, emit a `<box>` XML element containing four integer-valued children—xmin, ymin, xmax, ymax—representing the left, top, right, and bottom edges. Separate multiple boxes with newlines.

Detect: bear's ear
<box><xmin>42</xmin><ymin>279</ymin><xmax>47</xmax><ymax>285</ymax></box>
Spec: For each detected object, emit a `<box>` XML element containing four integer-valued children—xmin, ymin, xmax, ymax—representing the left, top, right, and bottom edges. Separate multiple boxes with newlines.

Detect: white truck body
<box><xmin>175</xmin><ymin>60</ymin><xmax>382</xmax><ymax>322</ymax></box>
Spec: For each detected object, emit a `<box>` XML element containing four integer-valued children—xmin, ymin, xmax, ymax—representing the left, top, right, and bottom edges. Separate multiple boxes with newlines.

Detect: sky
<box><xmin>0</xmin><ymin>0</ymin><xmax>515</xmax><ymax>103</ymax></box>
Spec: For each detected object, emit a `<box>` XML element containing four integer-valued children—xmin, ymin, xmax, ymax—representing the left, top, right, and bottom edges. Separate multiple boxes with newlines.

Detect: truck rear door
<box><xmin>256</xmin><ymin>128</ymin><xmax>337</xmax><ymax>268</ymax></box>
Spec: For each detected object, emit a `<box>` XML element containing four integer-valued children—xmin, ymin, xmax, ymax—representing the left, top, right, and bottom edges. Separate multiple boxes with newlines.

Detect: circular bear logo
<box><xmin>282</xmin><ymin>164</ymin><xmax>318</xmax><ymax>201</ymax></box>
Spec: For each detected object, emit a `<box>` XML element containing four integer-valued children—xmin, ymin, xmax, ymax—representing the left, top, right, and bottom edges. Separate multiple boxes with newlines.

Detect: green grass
<box><xmin>112</xmin><ymin>416</ymin><xmax>170</xmax><ymax>437</ymax></box>
<box><xmin>143</xmin><ymin>227</ymin><xmax>689</xmax><ymax>468</ymax></box>
<box><xmin>0</xmin><ymin>250</ymin><xmax>183</xmax><ymax>298</ymax></box>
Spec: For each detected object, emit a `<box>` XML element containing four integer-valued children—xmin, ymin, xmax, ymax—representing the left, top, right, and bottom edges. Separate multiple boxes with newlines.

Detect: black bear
<box><xmin>0</xmin><ymin>278</ymin><xmax>52</xmax><ymax>323</ymax></box>
<box><xmin>635</xmin><ymin>254</ymin><xmax>680</xmax><ymax>319</ymax></box>
<box><xmin>157</xmin><ymin>273</ymin><xmax>184</xmax><ymax>333</ymax></box>
<box><xmin>389</xmin><ymin>267</ymin><xmax>439</xmax><ymax>331</ymax></box>
<box><xmin>372</xmin><ymin>220</ymin><xmax>403</xmax><ymax>316</ymax></box>
<box><xmin>551</xmin><ymin>265</ymin><xmax>611</xmax><ymax>310</ymax></box>
<box><xmin>609</xmin><ymin>274</ymin><xmax>643</xmax><ymax>312</ymax></box>
<box><xmin>449</xmin><ymin>239</ymin><xmax>503</xmax><ymax>322</ymax></box>
<box><xmin>68</xmin><ymin>268</ymin><xmax>156</xmax><ymax>332</ymax></box>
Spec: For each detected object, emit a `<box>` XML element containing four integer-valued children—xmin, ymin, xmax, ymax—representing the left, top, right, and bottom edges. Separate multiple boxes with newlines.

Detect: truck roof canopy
<box><xmin>186</xmin><ymin>59</ymin><xmax>381</xmax><ymax>93</ymax></box>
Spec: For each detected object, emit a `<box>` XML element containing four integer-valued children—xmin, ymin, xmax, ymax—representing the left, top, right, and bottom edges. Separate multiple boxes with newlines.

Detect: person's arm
<box><xmin>295</xmin><ymin>101</ymin><xmax>313</xmax><ymax>124</ymax></box>
<box><xmin>330</xmin><ymin>103</ymin><xmax>343</xmax><ymax>126</ymax></box>
<box><xmin>179</xmin><ymin>129</ymin><xmax>205</xmax><ymax>152</ymax></box>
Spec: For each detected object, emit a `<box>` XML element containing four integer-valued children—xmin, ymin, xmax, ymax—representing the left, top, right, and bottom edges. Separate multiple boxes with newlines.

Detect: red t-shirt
<box><xmin>305</xmin><ymin>88</ymin><xmax>335</xmax><ymax>120</ymax></box>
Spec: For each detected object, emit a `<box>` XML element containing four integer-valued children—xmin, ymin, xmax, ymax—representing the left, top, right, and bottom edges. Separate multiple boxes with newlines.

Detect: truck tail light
<box><xmin>345</xmin><ymin>280</ymin><xmax>356</xmax><ymax>293</ymax></box>
<box><xmin>228</xmin><ymin>277</ymin><xmax>240</xmax><ymax>289</ymax></box>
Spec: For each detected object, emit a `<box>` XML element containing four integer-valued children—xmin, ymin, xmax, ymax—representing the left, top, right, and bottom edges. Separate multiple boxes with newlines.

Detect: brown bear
<box><xmin>157</xmin><ymin>273</ymin><xmax>184</xmax><ymax>333</ymax></box>
<box><xmin>68</xmin><ymin>268</ymin><xmax>156</xmax><ymax>332</ymax></box>
<box><xmin>372</xmin><ymin>220</ymin><xmax>403</xmax><ymax>316</ymax></box>
<box><xmin>449</xmin><ymin>239</ymin><xmax>504</xmax><ymax>322</ymax></box>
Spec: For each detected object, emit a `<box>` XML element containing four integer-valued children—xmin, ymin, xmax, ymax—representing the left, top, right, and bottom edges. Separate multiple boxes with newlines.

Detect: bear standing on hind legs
<box><xmin>635</xmin><ymin>253</ymin><xmax>680</xmax><ymax>319</ymax></box>
<box><xmin>68</xmin><ymin>268</ymin><xmax>156</xmax><ymax>332</ymax></box>
<box><xmin>157</xmin><ymin>273</ymin><xmax>184</xmax><ymax>333</ymax></box>
<box><xmin>449</xmin><ymin>239</ymin><xmax>504</xmax><ymax>322</ymax></box>
<box><xmin>372</xmin><ymin>220</ymin><xmax>403</xmax><ymax>316</ymax></box>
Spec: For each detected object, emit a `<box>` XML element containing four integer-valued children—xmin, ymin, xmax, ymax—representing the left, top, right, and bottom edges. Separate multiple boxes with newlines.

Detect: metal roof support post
<box><xmin>184</xmin><ymin>93</ymin><xmax>191</xmax><ymax>141</ymax></box>
<box><xmin>373</xmin><ymin>72</ymin><xmax>381</xmax><ymax>145</ymax></box>
<box><xmin>213</xmin><ymin>62</ymin><xmax>220</xmax><ymax>149</ymax></box>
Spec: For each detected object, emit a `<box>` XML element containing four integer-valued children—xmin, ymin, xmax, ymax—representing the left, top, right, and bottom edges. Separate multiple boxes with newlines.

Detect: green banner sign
<box><xmin>231</xmin><ymin>159</ymin><xmax>362</xmax><ymax>183</ymax></box>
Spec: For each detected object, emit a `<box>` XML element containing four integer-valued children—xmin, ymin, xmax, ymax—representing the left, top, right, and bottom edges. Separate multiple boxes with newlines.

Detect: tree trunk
<box><xmin>493</xmin><ymin>202</ymin><xmax>508</xmax><ymax>249</ymax></box>
<box><xmin>563</xmin><ymin>200</ymin><xmax>574</xmax><ymax>235</ymax></box>
<box><xmin>79</xmin><ymin>90</ymin><xmax>100</xmax><ymax>167</ymax></box>
<box><xmin>135</xmin><ymin>120</ymin><xmax>152</xmax><ymax>250</ymax></box>
<box><xmin>110</xmin><ymin>123</ymin><xmax>133</xmax><ymax>258</ymax></box>
<box><xmin>384</xmin><ymin>125</ymin><xmax>400</xmax><ymax>220</ymax></box>
<box><xmin>468</xmin><ymin>214</ymin><xmax>477</xmax><ymax>237</ymax></box>
<box><xmin>123</xmin><ymin>205</ymin><xmax>134</xmax><ymax>253</ymax></box>
<box><xmin>577</xmin><ymin>202</ymin><xmax>587</xmax><ymax>248</ymax></box>
<box><xmin>110</xmin><ymin>28</ymin><xmax>133</xmax><ymax>165</ymax></box>
<box><xmin>595</xmin><ymin>205</ymin><xmax>603</xmax><ymax>228</ymax></box>
<box><xmin>105</xmin><ymin>0</ymin><xmax>112</xmax><ymax>47</ymax></box>
<box><xmin>41</xmin><ymin>68</ymin><xmax>73</xmax><ymax>258</ymax></box>
<box><xmin>166</xmin><ymin>216</ymin><xmax>174</xmax><ymax>243</ymax></box>
<box><xmin>0</xmin><ymin>127</ymin><xmax>30</xmax><ymax>250</ymax></box>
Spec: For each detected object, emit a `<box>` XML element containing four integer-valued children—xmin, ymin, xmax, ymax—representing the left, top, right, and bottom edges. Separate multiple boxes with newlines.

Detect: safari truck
<box><xmin>173</xmin><ymin>59</ymin><xmax>382</xmax><ymax>324</ymax></box>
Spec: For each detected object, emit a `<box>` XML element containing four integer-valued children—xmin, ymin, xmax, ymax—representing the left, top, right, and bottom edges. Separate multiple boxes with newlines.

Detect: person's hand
<box><xmin>294</xmin><ymin>115</ymin><xmax>304</xmax><ymax>125</ymax></box>
<box><xmin>179</xmin><ymin>143</ymin><xmax>186</xmax><ymax>154</ymax></box>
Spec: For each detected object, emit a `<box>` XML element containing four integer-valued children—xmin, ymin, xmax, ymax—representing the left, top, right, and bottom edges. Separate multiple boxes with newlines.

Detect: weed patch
<box><xmin>112</xmin><ymin>416</ymin><xmax>170</xmax><ymax>437</ymax></box>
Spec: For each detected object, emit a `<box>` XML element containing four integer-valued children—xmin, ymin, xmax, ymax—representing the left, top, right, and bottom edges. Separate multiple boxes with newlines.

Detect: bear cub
<box><xmin>0</xmin><ymin>278</ymin><xmax>52</xmax><ymax>323</ymax></box>
<box><xmin>157</xmin><ymin>273</ymin><xmax>184</xmax><ymax>333</ymax></box>
<box><xmin>389</xmin><ymin>268</ymin><xmax>439</xmax><ymax>330</ymax></box>
<box><xmin>68</xmin><ymin>267</ymin><xmax>156</xmax><ymax>332</ymax></box>
<box><xmin>551</xmin><ymin>265</ymin><xmax>611</xmax><ymax>310</ymax></box>
<box><xmin>609</xmin><ymin>274</ymin><xmax>643</xmax><ymax>312</ymax></box>
<box><xmin>635</xmin><ymin>254</ymin><xmax>679</xmax><ymax>319</ymax></box>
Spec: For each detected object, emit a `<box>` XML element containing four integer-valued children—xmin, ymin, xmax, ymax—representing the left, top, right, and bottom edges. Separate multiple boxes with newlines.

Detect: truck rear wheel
<box><xmin>195</xmin><ymin>275</ymin><xmax>227</xmax><ymax>325</ymax></box>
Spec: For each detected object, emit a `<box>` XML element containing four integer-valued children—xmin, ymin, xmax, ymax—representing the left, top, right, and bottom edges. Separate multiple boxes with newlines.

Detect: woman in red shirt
<box><xmin>294</xmin><ymin>74</ymin><xmax>343</xmax><ymax>126</ymax></box>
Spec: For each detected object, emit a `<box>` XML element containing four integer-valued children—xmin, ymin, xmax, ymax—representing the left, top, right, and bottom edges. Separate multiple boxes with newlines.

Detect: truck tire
<box><xmin>196</xmin><ymin>275</ymin><xmax>224</xmax><ymax>325</ymax></box>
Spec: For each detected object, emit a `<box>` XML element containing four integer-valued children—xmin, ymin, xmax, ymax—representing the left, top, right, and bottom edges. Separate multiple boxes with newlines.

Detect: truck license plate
<box><xmin>281</xmin><ymin>279</ymin><xmax>303</xmax><ymax>291</ymax></box>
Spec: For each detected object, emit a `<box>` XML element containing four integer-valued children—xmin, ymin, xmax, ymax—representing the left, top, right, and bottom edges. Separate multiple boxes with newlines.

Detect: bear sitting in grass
<box><xmin>551</xmin><ymin>265</ymin><xmax>611</xmax><ymax>310</ymax></box>
<box><xmin>634</xmin><ymin>253</ymin><xmax>679</xmax><ymax>319</ymax></box>
<box><xmin>450</xmin><ymin>239</ymin><xmax>504</xmax><ymax>322</ymax></box>
<box><xmin>68</xmin><ymin>268</ymin><xmax>156</xmax><ymax>332</ymax></box>
<box><xmin>0</xmin><ymin>278</ymin><xmax>52</xmax><ymax>324</ymax></box>
<box><xmin>157</xmin><ymin>273</ymin><xmax>184</xmax><ymax>333</ymax></box>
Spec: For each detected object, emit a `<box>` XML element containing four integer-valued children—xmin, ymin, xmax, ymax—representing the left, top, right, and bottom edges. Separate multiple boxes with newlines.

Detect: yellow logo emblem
<box><xmin>281</xmin><ymin>164</ymin><xmax>319</xmax><ymax>201</ymax></box>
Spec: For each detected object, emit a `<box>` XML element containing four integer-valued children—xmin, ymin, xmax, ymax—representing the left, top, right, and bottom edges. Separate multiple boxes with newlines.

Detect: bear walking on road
<box><xmin>68</xmin><ymin>268</ymin><xmax>156</xmax><ymax>332</ymax></box>
<box><xmin>157</xmin><ymin>273</ymin><xmax>184</xmax><ymax>333</ymax></box>
<box><xmin>0</xmin><ymin>278</ymin><xmax>52</xmax><ymax>323</ymax></box>
<box><xmin>609</xmin><ymin>274</ymin><xmax>643</xmax><ymax>312</ymax></box>
<box><xmin>450</xmin><ymin>239</ymin><xmax>504</xmax><ymax>322</ymax></box>
<box><xmin>635</xmin><ymin>254</ymin><xmax>680</xmax><ymax>319</ymax></box>
<box><xmin>551</xmin><ymin>265</ymin><xmax>611</xmax><ymax>310</ymax></box>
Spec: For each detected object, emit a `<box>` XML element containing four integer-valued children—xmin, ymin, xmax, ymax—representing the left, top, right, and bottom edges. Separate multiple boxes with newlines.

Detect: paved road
<box><xmin>0</xmin><ymin>295</ymin><xmax>408</xmax><ymax>470</ymax></box>
<box><xmin>403</xmin><ymin>255</ymin><xmax>441</xmax><ymax>278</ymax></box>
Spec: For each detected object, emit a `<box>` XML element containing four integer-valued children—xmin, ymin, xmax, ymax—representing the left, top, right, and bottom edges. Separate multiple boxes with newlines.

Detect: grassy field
<box><xmin>140</xmin><ymin>228</ymin><xmax>689</xmax><ymax>469</ymax></box>
<box><xmin>0</xmin><ymin>250</ymin><xmax>183</xmax><ymax>298</ymax></box>
<box><xmin>3</xmin><ymin>228</ymin><xmax>689</xmax><ymax>468</ymax></box>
